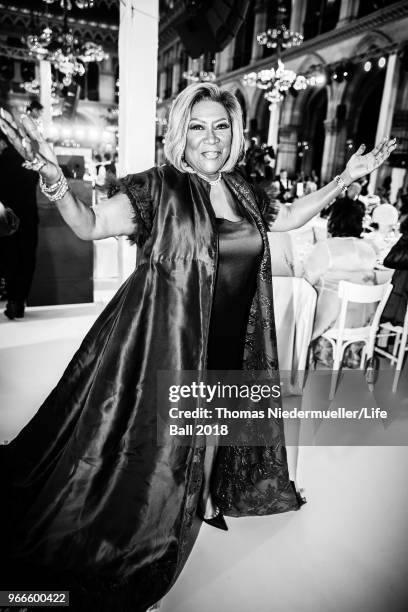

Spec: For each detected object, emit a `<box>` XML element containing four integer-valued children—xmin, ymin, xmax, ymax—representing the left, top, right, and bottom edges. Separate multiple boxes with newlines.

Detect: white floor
<box><xmin>1</xmin><ymin>301</ymin><xmax>408</xmax><ymax>612</ymax></box>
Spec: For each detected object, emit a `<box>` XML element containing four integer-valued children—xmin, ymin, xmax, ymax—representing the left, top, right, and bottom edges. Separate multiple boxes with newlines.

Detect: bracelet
<box><xmin>39</xmin><ymin>172</ymin><xmax>69</xmax><ymax>202</ymax></box>
<box><xmin>39</xmin><ymin>172</ymin><xmax>65</xmax><ymax>193</ymax></box>
<box><xmin>333</xmin><ymin>175</ymin><xmax>347</xmax><ymax>194</ymax></box>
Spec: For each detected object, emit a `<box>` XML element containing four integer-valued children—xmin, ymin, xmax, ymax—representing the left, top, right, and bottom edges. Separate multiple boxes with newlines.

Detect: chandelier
<box><xmin>25</xmin><ymin>0</ymin><xmax>107</xmax><ymax>86</ymax></box>
<box><xmin>242</xmin><ymin>25</ymin><xmax>306</xmax><ymax>107</ymax></box>
<box><xmin>41</xmin><ymin>0</ymin><xmax>95</xmax><ymax>8</ymax></box>
<box><xmin>20</xmin><ymin>77</ymin><xmax>63</xmax><ymax>98</ymax></box>
<box><xmin>256</xmin><ymin>25</ymin><xmax>303</xmax><ymax>50</ymax></box>
<box><xmin>243</xmin><ymin>61</ymin><xmax>307</xmax><ymax>92</ymax></box>
<box><xmin>20</xmin><ymin>78</ymin><xmax>65</xmax><ymax>115</ymax></box>
<box><xmin>182</xmin><ymin>70</ymin><xmax>216</xmax><ymax>83</ymax></box>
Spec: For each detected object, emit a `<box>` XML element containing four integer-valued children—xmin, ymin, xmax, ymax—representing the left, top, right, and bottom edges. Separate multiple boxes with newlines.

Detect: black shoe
<box><xmin>202</xmin><ymin>512</ymin><xmax>228</xmax><ymax>531</ymax></box>
<box><xmin>290</xmin><ymin>480</ymin><xmax>307</xmax><ymax>508</ymax></box>
<box><xmin>4</xmin><ymin>300</ymin><xmax>25</xmax><ymax>319</ymax></box>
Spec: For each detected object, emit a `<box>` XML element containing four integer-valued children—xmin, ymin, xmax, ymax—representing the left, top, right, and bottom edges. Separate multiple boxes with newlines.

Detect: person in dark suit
<box><xmin>381</xmin><ymin>216</ymin><xmax>408</xmax><ymax>329</ymax></box>
<box><xmin>0</xmin><ymin>130</ymin><xmax>39</xmax><ymax>319</ymax></box>
<box><xmin>0</xmin><ymin>201</ymin><xmax>19</xmax><ymax>237</ymax></box>
<box><xmin>0</xmin><ymin>201</ymin><xmax>19</xmax><ymax>300</ymax></box>
<box><xmin>277</xmin><ymin>168</ymin><xmax>292</xmax><ymax>202</ymax></box>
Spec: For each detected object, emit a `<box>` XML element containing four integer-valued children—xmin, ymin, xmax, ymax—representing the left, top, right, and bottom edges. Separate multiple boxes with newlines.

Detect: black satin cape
<box><xmin>0</xmin><ymin>166</ymin><xmax>300</xmax><ymax>611</ymax></box>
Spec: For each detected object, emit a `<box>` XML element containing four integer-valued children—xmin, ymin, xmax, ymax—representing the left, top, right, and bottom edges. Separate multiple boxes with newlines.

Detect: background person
<box><xmin>304</xmin><ymin>198</ymin><xmax>378</xmax><ymax>367</ymax></box>
<box><xmin>26</xmin><ymin>98</ymin><xmax>44</xmax><ymax>133</ymax></box>
<box><xmin>381</xmin><ymin>216</ymin><xmax>408</xmax><ymax>329</ymax></box>
<box><xmin>0</xmin><ymin>129</ymin><xmax>39</xmax><ymax>319</ymax></box>
<box><xmin>0</xmin><ymin>200</ymin><xmax>19</xmax><ymax>237</ymax></box>
<box><xmin>365</xmin><ymin>202</ymin><xmax>399</xmax><ymax>260</ymax></box>
<box><xmin>276</xmin><ymin>168</ymin><xmax>292</xmax><ymax>202</ymax></box>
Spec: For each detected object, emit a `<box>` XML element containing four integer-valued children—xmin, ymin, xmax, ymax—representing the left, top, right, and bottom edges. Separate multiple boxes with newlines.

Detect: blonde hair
<box><xmin>164</xmin><ymin>82</ymin><xmax>245</xmax><ymax>173</ymax></box>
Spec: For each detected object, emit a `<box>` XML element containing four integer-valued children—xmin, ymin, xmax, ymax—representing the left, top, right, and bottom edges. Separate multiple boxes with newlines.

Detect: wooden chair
<box><xmin>321</xmin><ymin>280</ymin><xmax>393</xmax><ymax>399</ymax></box>
<box><xmin>376</xmin><ymin>305</ymin><xmax>408</xmax><ymax>372</ymax></box>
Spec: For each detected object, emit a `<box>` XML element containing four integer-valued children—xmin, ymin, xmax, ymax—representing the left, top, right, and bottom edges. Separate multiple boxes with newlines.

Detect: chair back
<box><xmin>338</xmin><ymin>280</ymin><xmax>392</xmax><ymax>303</ymax></box>
<box><xmin>336</xmin><ymin>280</ymin><xmax>393</xmax><ymax>355</ymax></box>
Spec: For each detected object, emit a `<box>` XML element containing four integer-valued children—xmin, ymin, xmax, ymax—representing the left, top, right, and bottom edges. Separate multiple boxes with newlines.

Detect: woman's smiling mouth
<box><xmin>201</xmin><ymin>151</ymin><xmax>221</xmax><ymax>159</ymax></box>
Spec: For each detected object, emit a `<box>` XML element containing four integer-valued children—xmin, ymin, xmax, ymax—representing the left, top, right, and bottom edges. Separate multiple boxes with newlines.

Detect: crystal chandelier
<box><xmin>26</xmin><ymin>28</ymin><xmax>53</xmax><ymax>61</ymax></box>
<box><xmin>20</xmin><ymin>77</ymin><xmax>63</xmax><ymax>98</ymax></box>
<box><xmin>20</xmin><ymin>78</ymin><xmax>64</xmax><ymax>115</ymax></box>
<box><xmin>242</xmin><ymin>61</ymin><xmax>307</xmax><ymax>92</ymax></box>
<box><xmin>256</xmin><ymin>25</ymin><xmax>303</xmax><ymax>50</ymax></box>
<box><xmin>25</xmin><ymin>0</ymin><xmax>107</xmax><ymax>86</ymax></box>
<box><xmin>41</xmin><ymin>0</ymin><xmax>95</xmax><ymax>8</ymax></box>
<box><xmin>182</xmin><ymin>70</ymin><xmax>216</xmax><ymax>83</ymax></box>
<box><xmin>242</xmin><ymin>25</ymin><xmax>305</xmax><ymax>107</ymax></box>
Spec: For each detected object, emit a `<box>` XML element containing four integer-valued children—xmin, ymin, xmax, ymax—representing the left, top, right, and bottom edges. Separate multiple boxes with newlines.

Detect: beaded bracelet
<box><xmin>39</xmin><ymin>172</ymin><xmax>64</xmax><ymax>193</ymax></box>
<box><xmin>39</xmin><ymin>172</ymin><xmax>69</xmax><ymax>202</ymax></box>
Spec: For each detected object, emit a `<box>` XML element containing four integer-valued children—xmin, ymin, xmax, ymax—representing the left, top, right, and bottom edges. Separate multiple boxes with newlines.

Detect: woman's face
<box><xmin>184</xmin><ymin>99</ymin><xmax>232</xmax><ymax>179</ymax></box>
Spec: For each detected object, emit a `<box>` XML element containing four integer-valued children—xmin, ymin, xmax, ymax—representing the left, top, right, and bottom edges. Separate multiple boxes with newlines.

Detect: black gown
<box><xmin>0</xmin><ymin>168</ymin><xmax>300</xmax><ymax>611</ymax></box>
<box><xmin>202</xmin><ymin>213</ymin><xmax>263</xmax><ymax>519</ymax></box>
<box><xmin>207</xmin><ymin>215</ymin><xmax>263</xmax><ymax>370</ymax></box>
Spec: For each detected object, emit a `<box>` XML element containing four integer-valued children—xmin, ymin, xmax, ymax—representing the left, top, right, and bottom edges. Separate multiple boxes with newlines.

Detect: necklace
<box><xmin>196</xmin><ymin>171</ymin><xmax>222</xmax><ymax>186</ymax></box>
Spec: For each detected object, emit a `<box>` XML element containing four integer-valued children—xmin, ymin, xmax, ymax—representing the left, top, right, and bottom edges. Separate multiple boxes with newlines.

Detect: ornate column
<box><xmin>267</xmin><ymin>102</ymin><xmax>280</xmax><ymax>151</ymax></box>
<box><xmin>158</xmin><ymin>70</ymin><xmax>166</xmax><ymax>101</ymax></box>
<box><xmin>368</xmin><ymin>53</ymin><xmax>399</xmax><ymax>193</ymax></box>
<box><xmin>217</xmin><ymin>40</ymin><xmax>235</xmax><ymax>75</ymax></box>
<box><xmin>172</xmin><ymin>60</ymin><xmax>181</xmax><ymax>96</ymax></box>
<box><xmin>119</xmin><ymin>0</ymin><xmax>158</xmax><ymax>170</ymax></box>
<box><xmin>251</xmin><ymin>0</ymin><xmax>267</xmax><ymax>62</ymax></box>
<box><xmin>289</xmin><ymin>0</ymin><xmax>307</xmax><ymax>34</ymax></box>
<box><xmin>320</xmin><ymin>118</ymin><xmax>340</xmax><ymax>183</ymax></box>
<box><xmin>320</xmin><ymin>81</ymin><xmax>346</xmax><ymax>183</ymax></box>
<box><xmin>276</xmin><ymin>124</ymin><xmax>299</xmax><ymax>175</ymax></box>
<box><xmin>336</xmin><ymin>0</ymin><xmax>359</xmax><ymax>28</ymax></box>
<box><xmin>39</xmin><ymin>60</ymin><xmax>52</xmax><ymax>137</ymax></box>
<box><xmin>14</xmin><ymin>60</ymin><xmax>22</xmax><ymax>82</ymax></box>
<box><xmin>118</xmin><ymin>0</ymin><xmax>159</xmax><ymax>280</ymax></box>
<box><xmin>99</xmin><ymin>56</ymin><xmax>115</xmax><ymax>104</ymax></box>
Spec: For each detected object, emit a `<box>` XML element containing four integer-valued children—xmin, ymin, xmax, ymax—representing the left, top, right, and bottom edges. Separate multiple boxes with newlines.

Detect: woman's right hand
<box><xmin>0</xmin><ymin>108</ymin><xmax>60</xmax><ymax>184</ymax></box>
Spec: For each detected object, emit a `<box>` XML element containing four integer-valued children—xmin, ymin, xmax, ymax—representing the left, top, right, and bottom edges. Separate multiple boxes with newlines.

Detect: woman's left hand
<box><xmin>345</xmin><ymin>137</ymin><xmax>397</xmax><ymax>182</ymax></box>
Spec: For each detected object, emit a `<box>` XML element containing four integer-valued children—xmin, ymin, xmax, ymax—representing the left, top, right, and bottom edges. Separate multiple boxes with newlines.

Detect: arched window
<box><xmin>276</xmin><ymin>0</ymin><xmax>292</xmax><ymax>26</ymax></box>
<box><xmin>297</xmin><ymin>87</ymin><xmax>328</xmax><ymax>178</ymax></box>
<box><xmin>87</xmin><ymin>62</ymin><xmax>100</xmax><ymax>102</ymax></box>
<box><xmin>234</xmin><ymin>89</ymin><xmax>247</xmax><ymax>129</ymax></box>
<box><xmin>303</xmin><ymin>0</ymin><xmax>341</xmax><ymax>40</ymax></box>
<box><xmin>21</xmin><ymin>62</ymin><xmax>35</xmax><ymax>82</ymax></box>
<box><xmin>350</xmin><ymin>71</ymin><xmax>385</xmax><ymax>153</ymax></box>
<box><xmin>252</xmin><ymin>94</ymin><xmax>270</xmax><ymax>144</ymax></box>
<box><xmin>232</xmin><ymin>2</ymin><xmax>255</xmax><ymax>70</ymax></box>
<box><xmin>114</xmin><ymin>63</ymin><xmax>119</xmax><ymax>105</ymax></box>
<box><xmin>161</xmin><ymin>48</ymin><xmax>173</xmax><ymax>100</ymax></box>
<box><xmin>0</xmin><ymin>57</ymin><xmax>14</xmax><ymax>82</ymax></box>
<box><xmin>77</xmin><ymin>69</ymin><xmax>86</xmax><ymax>100</ymax></box>
<box><xmin>203</xmin><ymin>52</ymin><xmax>215</xmax><ymax>74</ymax></box>
<box><xmin>178</xmin><ymin>48</ymin><xmax>188</xmax><ymax>93</ymax></box>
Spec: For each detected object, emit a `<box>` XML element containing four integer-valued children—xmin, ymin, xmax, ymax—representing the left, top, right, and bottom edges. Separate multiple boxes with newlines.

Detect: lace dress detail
<box><xmin>210</xmin><ymin>173</ymin><xmax>300</xmax><ymax>517</ymax></box>
<box><xmin>107</xmin><ymin>171</ymin><xmax>159</xmax><ymax>247</ymax></box>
